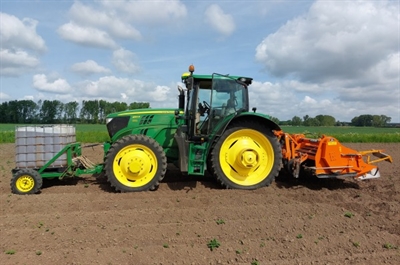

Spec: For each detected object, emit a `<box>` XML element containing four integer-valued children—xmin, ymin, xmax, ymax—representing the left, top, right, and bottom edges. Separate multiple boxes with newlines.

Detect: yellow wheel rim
<box><xmin>16</xmin><ymin>175</ymin><xmax>35</xmax><ymax>193</ymax></box>
<box><xmin>112</xmin><ymin>144</ymin><xmax>158</xmax><ymax>188</ymax></box>
<box><xmin>219</xmin><ymin>129</ymin><xmax>275</xmax><ymax>186</ymax></box>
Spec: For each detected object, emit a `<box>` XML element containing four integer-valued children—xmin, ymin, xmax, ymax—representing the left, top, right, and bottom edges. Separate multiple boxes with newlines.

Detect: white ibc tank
<box><xmin>15</xmin><ymin>125</ymin><xmax>76</xmax><ymax>168</ymax></box>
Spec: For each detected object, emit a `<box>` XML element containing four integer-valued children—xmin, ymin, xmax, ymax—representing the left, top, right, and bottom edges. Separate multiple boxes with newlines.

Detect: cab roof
<box><xmin>181</xmin><ymin>73</ymin><xmax>253</xmax><ymax>86</ymax></box>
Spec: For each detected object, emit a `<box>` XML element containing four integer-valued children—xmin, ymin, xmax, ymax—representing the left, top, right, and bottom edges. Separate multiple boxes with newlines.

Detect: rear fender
<box><xmin>213</xmin><ymin>112</ymin><xmax>281</xmax><ymax>136</ymax></box>
<box><xmin>231</xmin><ymin>113</ymin><xmax>281</xmax><ymax>131</ymax></box>
<box><xmin>208</xmin><ymin>112</ymin><xmax>281</xmax><ymax>154</ymax></box>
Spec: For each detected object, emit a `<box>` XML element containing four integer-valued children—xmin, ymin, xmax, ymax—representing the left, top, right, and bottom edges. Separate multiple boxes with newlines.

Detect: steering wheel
<box><xmin>202</xmin><ymin>101</ymin><xmax>211</xmax><ymax>114</ymax></box>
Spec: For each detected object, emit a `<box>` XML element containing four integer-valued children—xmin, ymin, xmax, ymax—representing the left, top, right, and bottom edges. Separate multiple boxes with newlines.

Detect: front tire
<box><xmin>11</xmin><ymin>169</ymin><xmax>43</xmax><ymax>194</ymax></box>
<box><xmin>105</xmin><ymin>135</ymin><xmax>167</xmax><ymax>192</ymax></box>
<box><xmin>210</xmin><ymin>121</ymin><xmax>282</xmax><ymax>189</ymax></box>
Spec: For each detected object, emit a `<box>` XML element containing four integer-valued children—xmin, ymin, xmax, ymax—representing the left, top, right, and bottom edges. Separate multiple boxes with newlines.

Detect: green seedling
<box><xmin>383</xmin><ymin>243</ymin><xmax>398</xmax><ymax>249</ymax></box>
<box><xmin>344</xmin><ymin>212</ymin><xmax>354</xmax><ymax>218</ymax></box>
<box><xmin>215</xmin><ymin>219</ymin><xmax>225</xmax><ymax>225</ymax></box>
<box><xmin>207</xmin><ymin>239</ymin><xmax>220</xmax><ymax>251</ymax></box>
<box><xmin>251</xmin><ymin>259</ymin><xmax>260</xmax><ymax>265</ymax></box>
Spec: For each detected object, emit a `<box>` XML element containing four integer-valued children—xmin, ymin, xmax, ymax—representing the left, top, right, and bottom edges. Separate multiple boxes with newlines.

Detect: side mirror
<box><xmin>174</xmin><ymin>109</ymin><xmax>185</xmax><ymax>124</ymax></box>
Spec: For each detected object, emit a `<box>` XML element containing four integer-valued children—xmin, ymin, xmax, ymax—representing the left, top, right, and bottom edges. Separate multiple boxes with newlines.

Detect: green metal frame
<box><xmin>29</xmin><ymin>142</ymin><xmax>103</xmax><ymax>179</ymax></box>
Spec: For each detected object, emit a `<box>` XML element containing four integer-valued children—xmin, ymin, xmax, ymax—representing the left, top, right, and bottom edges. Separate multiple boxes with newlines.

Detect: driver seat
<box><xmin>224</xmin><ymin>98</ymin><xmax>236</xmax><ymax>115</ymax></box>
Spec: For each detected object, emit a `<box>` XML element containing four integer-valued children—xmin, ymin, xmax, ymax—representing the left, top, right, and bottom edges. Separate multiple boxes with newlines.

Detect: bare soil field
<box><xmin>0</xmin><ymin>143</ymin><xmax>399</xmax><ymax>265</ymax></box>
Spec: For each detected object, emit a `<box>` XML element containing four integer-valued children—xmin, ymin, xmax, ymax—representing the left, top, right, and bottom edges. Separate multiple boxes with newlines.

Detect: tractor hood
<box><xmin>106</xmin><ymin>108</ymin><xmax>178</xmax><ymax>119</ymax></box>
<box><xmin>106</xmin><ymin>108</ymin><xmax>178</xmax><ymax>140</ymax></box>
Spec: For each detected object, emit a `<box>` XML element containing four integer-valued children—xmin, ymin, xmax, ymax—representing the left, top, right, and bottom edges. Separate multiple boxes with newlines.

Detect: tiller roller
<box><xmin>277</xmin><ymin>132</ymin><xmax>393</xmax><ymax>180</ymax></box>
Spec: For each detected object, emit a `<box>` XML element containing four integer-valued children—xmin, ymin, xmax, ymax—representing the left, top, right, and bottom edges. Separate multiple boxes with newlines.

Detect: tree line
<box><xmin>0</xmin><ymin>99</ymin><xmax>392</xmax><ymax>127</ymax></box>
<box><xmin>0</xmin><ymin>100</ymin><xmax>150</xmax><ymax>124</ymax></box>
<box><xmin>271</xmin><ymin>114</ymin><xmax>392</xmax><ymax>127</ymax></box>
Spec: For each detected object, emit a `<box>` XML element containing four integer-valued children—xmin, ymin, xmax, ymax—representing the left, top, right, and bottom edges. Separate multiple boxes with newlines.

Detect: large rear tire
<box><xmin>210</xmin><ymin>121</ymin><xmax>282</xmax><ymax>189</ymax></box>
<box><xmin>105</xmin><ymin>135</ymin><xmax>167</xmax><ymax>192</ymax></box>
<box><xmin>11</xmin><ymin>169</ymin><xmax>43</xmax><ymax>195</ymax></box>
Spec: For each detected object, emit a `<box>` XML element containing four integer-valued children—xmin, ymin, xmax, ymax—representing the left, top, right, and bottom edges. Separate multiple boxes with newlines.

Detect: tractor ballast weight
<box><xmin>10</xmin><ymin>65</ymin><xmax>392</xmax><ymax>194</ymax></box>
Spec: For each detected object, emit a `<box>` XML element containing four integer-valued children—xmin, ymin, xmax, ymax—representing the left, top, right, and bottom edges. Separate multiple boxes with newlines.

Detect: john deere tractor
<box><xmin>104</xmin><ymin>65</ymin><xmax>282</xmax><ymax>192</ymax></box>
<box><xmin>11</xmin><ymin>65</ymin><xmax>392</xmax><ymax>194</ymax></box>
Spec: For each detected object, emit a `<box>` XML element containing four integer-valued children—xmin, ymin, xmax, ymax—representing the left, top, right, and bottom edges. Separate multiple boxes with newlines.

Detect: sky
<box><xmin>1</xmin><ymin>0</ymin><xmax>399</xmax><ymax>123</ymax></box>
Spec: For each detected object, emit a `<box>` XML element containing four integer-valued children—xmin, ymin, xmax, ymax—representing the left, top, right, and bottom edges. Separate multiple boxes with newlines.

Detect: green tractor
<box><xmin>11</xmin><ymin>65</ymin><xmax>392</xmax><ymax>194</ymax></box>
<box><xmin>104</xmin><ymin>65</ymin><xmax>282</xmax><ymax>192</ymax></box>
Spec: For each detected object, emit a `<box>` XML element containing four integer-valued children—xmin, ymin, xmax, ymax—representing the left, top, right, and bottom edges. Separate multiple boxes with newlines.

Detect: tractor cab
<box><xmin>179</xmin><ymin>65</ymin><xmax>252</xmax><ymax>139</ymax></box>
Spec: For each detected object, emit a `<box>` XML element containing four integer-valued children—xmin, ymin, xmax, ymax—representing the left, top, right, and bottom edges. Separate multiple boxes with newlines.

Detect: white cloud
<box><xmin>360</xmin><ymin>53</ymin><xmax>399</xmax><ymax>88</ymax></box>
<box><xmin>71</xmin><ymin>60</ymin><xmax>111</xmax><ymax>76</ymax></box>
<box><xmin>57</xmin><ymin>22</ymin><xmax>118</xmax><ymax>49</ymax></box>
<box><xmin>121</xmin><ymin>93</ymin><xmax>128</xmax><ymax>100</ymax></box>
<box><xmin>302</xmin><ymin>95</ymin><xmax>317</xmax><ymax>105</ymax></box>
<box><xmin>58</xmin><ymin>1</ymin><xmax>175</xmax><ymax>49</ymax></box>
<box><xmin>255</xmin><ymin>0</ymin><xmax>398</xmax><ymax>82</ymax></box>
<box><xmin>249</xmin><ymin>80</ymin><xmax>300</xmax><ymax>119</ymax></box>
<box><xmin>0</xmin><ymin>12</ymin><xmax>45</xmax><ymax>77</ymax></box>
<box><xmin>69</xmin><ymin>2</ymin><xmax>141</xmax><ymax>40</ymax></box>
<box><xmin>204</xmin><ymin>4</ymin><xmax>235</xmax><ymax>37</ymax></box>
<box><xmin>0</xmin><ymin>49</ymin><xmax>40</xmax><ymax>76</ymax></box>
<box><xmin>33</xmin><ymin>74</ymin><xmax>72</xmax><ymax>94</ymax></box>
<box><xmin>22</xmin><ymin>95</ymin><xmax>35</xmax><ymax>101</ymax></box>
<box><xmin>249</xmin><ymin>75</ymin><xmax>399</xmax><ymax>123</ymax></box>
<box><xmin>0</xmin><ymin>12</ymin><xmax>46</xmax><ymax>52</ymax></box>
<box><xmin>27</xmin><ymin>92</ymin><xmax>79</xmax><ymax>104</ymax></box>
<box><xmin>112</xmin><ymin>48</ymin><xmax>140</xmax><ymax>73</ymax></box>
<box><xmin>0</xmin><ymin>92</ymin><xmax>11</xmax><ymax>101</ymax></box>
<box><xmin>254</xmin><ymin>0</ymin><xmax>399</xmax><ymax>122</ymax></box>
<box><xmin>99</xmin><ymin>0</ymin><xmax>187</xmax><ymax>25</ymax></box>
<box><xmin>58</xmin><ymin>1</ymin><xmax>188</xmax><ymax>49</ymax></box>
<box><xmin>81</xmin><ymin>76</ymin><xmax>142</xmax><ymax>98</ymax></box>
<box><xmin>77</xmin><ymin>75</ymin><xmax>174</xmax><ymax>104</ymax></box>
<box><xmin>148</xmin><ymin>86</ymin><xmax>170</xmax><ymax>102</ymax></box>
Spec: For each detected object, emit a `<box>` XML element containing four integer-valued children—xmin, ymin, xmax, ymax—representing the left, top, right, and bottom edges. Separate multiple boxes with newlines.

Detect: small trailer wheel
<box><xmin>11</xmin><ymin>169</ymin><xmax>43</xmax><ymax>195</ymax></box>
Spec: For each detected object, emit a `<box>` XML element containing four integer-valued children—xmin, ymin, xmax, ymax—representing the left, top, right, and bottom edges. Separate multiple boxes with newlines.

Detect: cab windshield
<box><xmin>210</xmin><ymin>74</ymin><xmax>248</xmax><ymax>116</ymax></box>
<box><xmin>195</xmin><ymin>74</ymin><xmax>249</xmax><ymax>134</ymax></box>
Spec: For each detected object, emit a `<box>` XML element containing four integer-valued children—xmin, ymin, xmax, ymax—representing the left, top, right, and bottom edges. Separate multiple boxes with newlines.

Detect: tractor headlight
<box><xmin>106</xmin><ymin>116</ymin><xmax>130</xmax><ymax>138</ymax></box>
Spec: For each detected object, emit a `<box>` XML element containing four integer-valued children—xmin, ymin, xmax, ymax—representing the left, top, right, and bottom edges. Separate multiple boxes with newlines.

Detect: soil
<box><xmin>0</xmin><ymin>143</ymin><xmax>399</xmax><ymax>265</ymax></box>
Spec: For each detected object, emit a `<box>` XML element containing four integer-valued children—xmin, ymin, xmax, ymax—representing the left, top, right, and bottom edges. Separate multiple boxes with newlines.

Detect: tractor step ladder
<box><xmin>188</xmin><ymin>144</ymin><xmax>207</xmax><ymax>175</ymax></box>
